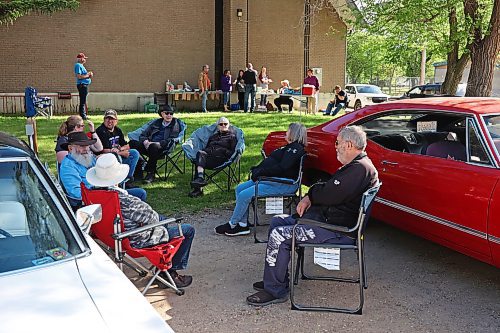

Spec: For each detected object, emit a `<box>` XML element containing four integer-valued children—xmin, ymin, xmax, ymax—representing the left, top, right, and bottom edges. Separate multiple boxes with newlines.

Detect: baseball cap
<box><xmin>104</xmin><ymin>109</ymin><xmax>118</xmax><ymax>119</ymax></box>
<box><xmin>77</xmin><ymin>53</ymin><xmax>88</xmax><ymax>59</ymax></box>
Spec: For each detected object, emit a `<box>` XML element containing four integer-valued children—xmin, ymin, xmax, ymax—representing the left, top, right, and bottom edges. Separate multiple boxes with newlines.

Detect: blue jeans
<box><xmin>126</xmin><ymin>188</ymin><xmax>147</xmax><ymax>201</ymax></box>
<box><xmin>325</xmin><ymin>102</ymin><xmax>345</xmax><ymax>116</ymax></box>
<box><xmin>201</xmin><ymin>91</ymin><xmax>208</xmax><ymax>112</ymax></box>
<box><xmin>260</xmin><ymin>94</ymin><xmax>267</xmax><ymax>106</ymax></box>
<box><xmin>166</xmin><ymin>223</ymin><xmax>195</xmax><ymax>270</ymax></box>
<box><xmin>222</xmin><ymin>91</ymin><xmax>230</xmax><ymax>106</ymax></box>
<box><xmin>229</xmin><ymin>179</ymin><xmax>298</xmax><ymax>227</ymax></box>
<box><xmin>244</xmin><ymin>84</ymin><xmax>256</xmax><ymax>112</ymax></box>
<box><xmin>122</xmin><ymin>149</ymin><xmax>139</xmax><ymax>179</ymax></box>
<box><xmin>263</xmin><ymin>215</ymin><xmax>354</xmax><ymax>298</ymax></box>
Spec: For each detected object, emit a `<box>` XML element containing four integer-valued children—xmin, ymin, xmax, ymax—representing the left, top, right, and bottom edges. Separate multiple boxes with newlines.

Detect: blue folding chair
<box><xmin>24</xmin><ymin>87</ymin><xmax>52</xmax><ymax>119</ymax></box>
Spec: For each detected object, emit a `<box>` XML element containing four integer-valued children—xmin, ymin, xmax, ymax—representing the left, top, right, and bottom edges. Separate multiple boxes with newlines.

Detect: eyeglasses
<box><xmin>335</xmin><ymin>139</ymin><xmax>351</xmax><ymax>147</ymax></box>
<box><xmin>219</xmin><ymin>123</ymin><xmax>228</xmax><ymax>126</ymax></box>
<box><xmin>76</xmin><ymin>124</ymin><xmax>85</xmax><ymax>128</ymax></box>
<box><xmin>164</xmin><ymin>112</ymin><xmax>174</xmax><ymax>115</ymax></box>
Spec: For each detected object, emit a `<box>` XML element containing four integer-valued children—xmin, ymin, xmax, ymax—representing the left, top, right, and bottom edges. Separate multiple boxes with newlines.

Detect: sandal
<box><xmin>246</xmin><ymin>290</ymin><xmax>288</xmax><ymax>307</ymax></box>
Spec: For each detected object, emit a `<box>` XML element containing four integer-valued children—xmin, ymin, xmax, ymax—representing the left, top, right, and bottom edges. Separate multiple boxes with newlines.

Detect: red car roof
<box><xmin>381</xmin><ymin>97</ymin><xmax>500</xmax><ymax>115</ymax></box>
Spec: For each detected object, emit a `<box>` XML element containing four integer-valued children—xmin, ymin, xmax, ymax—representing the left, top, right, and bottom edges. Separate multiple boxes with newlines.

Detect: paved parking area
<box><xmin>131</xmin><ymin>209</ymin><xmax>499</xmax><ymax>333</ymax></box>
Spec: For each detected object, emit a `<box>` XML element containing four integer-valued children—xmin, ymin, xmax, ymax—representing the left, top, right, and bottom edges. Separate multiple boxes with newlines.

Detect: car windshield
<box><xmin>483</xmin><ymin>115</ymin><xmax>500</xmax><ymax>157</ymax></box>
<box><xmin>357</xmin><ymin>85</ymin><xmax>383</xmax><ymax>94</ymax></box>
<box><xmin>0</xmin><ymin>159</ymin><xmax>82</xmax><ymax>274</ymax></box>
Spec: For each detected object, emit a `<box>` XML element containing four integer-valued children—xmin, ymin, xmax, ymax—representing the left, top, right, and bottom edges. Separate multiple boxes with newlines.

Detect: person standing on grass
<box><xmin>221</xmin><ymin>69</ymin><xmax>232</xmax><ymax>112</ymax></box>
<box><xmin>198</xmin><ymin>64</ymin><xmax>211</xmax><ymax>113</ymax></box>
<box><xmin>242</xmin><ymin>63</ymin><xmax>258</xmax><ymax>113</ymax></box>
<box><xmin>74</xmin><ymin>53</ymin><xmax>93</xmax><ymax>120</ymax></box>
<box><xmin>234</xmin><ymin>69</ymin><xmax>246</xmax><ymax>110</ymax></box>
<box><xmin>258</xmin><ymin>66</ymin><xmax>272</xmax><ymax>107</ymax></box>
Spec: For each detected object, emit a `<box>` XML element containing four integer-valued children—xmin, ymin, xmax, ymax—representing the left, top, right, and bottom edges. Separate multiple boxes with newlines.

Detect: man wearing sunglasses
<box><xmin>137</xmin><ymin>107</ymin><xmax>184</xmax><ymax>183</ymax></box>
<box><xmin>189</xmin><ymin>116</ymin><xmax>237</xmax><ymax>197</ymax></box>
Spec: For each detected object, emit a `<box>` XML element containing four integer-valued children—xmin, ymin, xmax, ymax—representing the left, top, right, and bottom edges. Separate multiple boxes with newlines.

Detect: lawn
<box><xmin>0</xmin><ymin>112</ymin><xmax>327</xmax><ymax>215</ymax></box>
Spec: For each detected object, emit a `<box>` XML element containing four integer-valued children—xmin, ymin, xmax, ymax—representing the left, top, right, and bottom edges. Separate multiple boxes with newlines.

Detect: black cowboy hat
<box><xmin>61</xmin><ymin>131</ymin><xmax>97</xmax><ymax>150</ymax></box>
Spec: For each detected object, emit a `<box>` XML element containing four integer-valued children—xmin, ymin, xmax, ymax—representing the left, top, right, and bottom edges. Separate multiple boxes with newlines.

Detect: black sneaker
<box><xmin>190</xmin><ymin>177</ymin><xmax>208</xmax><ymax>187</ymax></box>
<box><xmin>225</xmin><ymin>224</ymin><xmax>250</xmax><ymax>236</ymax></box>
<box><xmin>143</xmin><ymin>172</ymin><xmax>155</xmax><ymax>184</ymax></box>
<box><xmin>214</xmin><ymin>222</ymin><xmax>233</xmax><ymax>235</ymax></box>
<box><xmin>188</xmin><ymin>188</ymin><xmax>203</xmax><ymax>198</ymax></box>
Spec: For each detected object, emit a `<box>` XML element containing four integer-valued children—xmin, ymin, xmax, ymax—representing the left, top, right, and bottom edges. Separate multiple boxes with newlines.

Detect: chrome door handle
<box><xmin>381</xmin><ymin>160</ymin><xmax>398</xmax><ymax>166</ymax></box>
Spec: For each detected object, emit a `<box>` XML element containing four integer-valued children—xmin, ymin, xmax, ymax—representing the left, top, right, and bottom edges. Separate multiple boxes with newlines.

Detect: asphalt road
<box><xmin>134</xmin><ymin>209</ymin><xmax>500</xmax><ymax>333</ymax></box>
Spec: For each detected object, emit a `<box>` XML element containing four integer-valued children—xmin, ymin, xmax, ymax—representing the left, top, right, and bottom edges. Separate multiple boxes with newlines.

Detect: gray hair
<box><xmin>338</xmin><ymin>125</ymin><xmax>367</xmax><ymax>150</ymax></box>
<box><xmin>288</xmin><ymin>122</ymin><xmax>307</xmax><ymax>146</ymax></box>
<box><xmin>217</xmin><ymin>116</ymin><xmax>230</xmax><ymax>125</ymax></box>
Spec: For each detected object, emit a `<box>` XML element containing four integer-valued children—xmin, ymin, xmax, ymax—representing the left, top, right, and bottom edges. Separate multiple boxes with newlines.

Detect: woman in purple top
<box><xmin>220</xmin><ymin>69</ymin><xmax>232</xmax><ymax>112</ymax></box>
<box><xmin>303</xmin><ymin>68</ymin><xmax>320</xmax><ymax>114</ymax></box>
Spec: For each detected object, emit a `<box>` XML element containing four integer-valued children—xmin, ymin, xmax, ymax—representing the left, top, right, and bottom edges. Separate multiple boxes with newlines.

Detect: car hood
<box><xmin>0</xmin><ymin>239</ymin><xmax>173</xmax><ymax>333</ymax></box>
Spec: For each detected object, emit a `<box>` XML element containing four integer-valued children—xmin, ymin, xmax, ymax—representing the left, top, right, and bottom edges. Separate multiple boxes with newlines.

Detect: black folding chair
<box><xmin>290</xmin><ymin>182</ymin><xmax>381</xmax><ymax>314</ymax></box>
<box><xmin>141</xmin><ymin>120</ymin><xmax>187</xmax><ymax>182</ymax></box>
<box><xmin>251</xmin><ymin>153</ymin><xmax>306</xmax><ymax>243</ymax></box>
<box><xmin>189</xmin><ymin>150</ymin><xmax>242</xmax><ymax>191</ymax></box>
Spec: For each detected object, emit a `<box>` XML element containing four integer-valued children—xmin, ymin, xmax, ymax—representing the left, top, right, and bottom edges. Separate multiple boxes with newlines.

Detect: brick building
<box><xmin>0</xmin><ymin>0</ymin><xmax>355</xmax><ymax>111</ymax></box>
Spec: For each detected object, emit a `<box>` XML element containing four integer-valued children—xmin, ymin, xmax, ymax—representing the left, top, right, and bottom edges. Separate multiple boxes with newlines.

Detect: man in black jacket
<box><xmin>135</xmin><ymin>108</ymin><xmax>184</xmax><ymax>184</ymax></box>
<box><xmin>242</xmin><ymin>63</ymin><xmax>258</xmax><ymax>113</ymax></box>
<box><xmin>246</xmin><ymin>125</ymin><xmax>378</xmax><ymax>307</ymax></box>
<box><xmin>189</xmin><ymin>116</ymin><xmax>237</xmax><ymax>197</ymax></box>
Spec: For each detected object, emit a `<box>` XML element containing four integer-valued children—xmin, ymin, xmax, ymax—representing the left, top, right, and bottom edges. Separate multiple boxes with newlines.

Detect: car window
<box><xmin>355</xmin><ymin>111</ymin><xmax>467</xmax><ymax>159</ymax></box>
<box><xmin>346</xmin><ymin>86</ymin><xmax>355</xmax><ymax>94</ymax></box>
<box><xmin>357</xmin><ymin>85</ymin><xmax>383</xmax><ymax>94</ymax></box>
<box><xmin>408</xmin><ymin>86</ymin><xmax>422</xmax><ymax>95</ymax></box>
<box><xmin>483</xmin><ymin>115</ymin><xmax>500</xmax><ymax>158</ymax></box>
<box><xmin>0</xmin><ymin>160</ymin><xmax>82</xmax><ymax>274</ymax></box>
<box><xmin>467</xmin><ymin>119</ymin><xmax>492</xmax><ymax>165</ymax></box>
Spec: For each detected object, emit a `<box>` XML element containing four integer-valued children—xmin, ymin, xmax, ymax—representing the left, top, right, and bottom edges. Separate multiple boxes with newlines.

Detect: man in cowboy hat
<box><xmin>274</xmin><ymin>80</ymin><xmax>294</xmax><ymax>112</ymax></box>
<box><xmin>86</xmin><ymin>153</ymin><xmax>195</xmax><ymax>288</ymax></box>
<box><xmin>59</xmin><ymin>132</ymin><xmax>146</xmax><ymax>210</ymax></box>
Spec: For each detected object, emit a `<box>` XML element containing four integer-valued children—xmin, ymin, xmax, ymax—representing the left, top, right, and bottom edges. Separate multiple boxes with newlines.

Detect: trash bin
<box><xmin>137</xmin><ymin>96</ymin><xmax>154</xmax><ymax>113</ymax></box>
<box><xmin>144</xmin><ymin>102</ymin><xmax>159</xmax><ymax>113</ymax></box>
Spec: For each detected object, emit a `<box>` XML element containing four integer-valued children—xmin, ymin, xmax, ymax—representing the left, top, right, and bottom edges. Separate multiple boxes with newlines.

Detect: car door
<box><xmin>359</xmin><ymin>111</ymin><xmax>495</xmax><ymax>262</ymax></box>
<box><xmin>345</xmin><ymin>85</ymin><xmax>356</xmax><ymax>108</ymax></box>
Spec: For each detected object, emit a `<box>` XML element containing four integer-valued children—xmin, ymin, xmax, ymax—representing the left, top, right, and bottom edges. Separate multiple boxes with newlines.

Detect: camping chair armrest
<box><xmin>112</xmin><ymin>217</ymin><xmax>183</xmax><ymax>240</ymax></box>
<box><xmin>256</xmin><ymin>176</ymin><xmax>295</xmax><ymax>185</ymax></box>
<box><xmin>297</xmin><ymin>218</ymin><xmax>351</xmax><ymax>233</ymax></box>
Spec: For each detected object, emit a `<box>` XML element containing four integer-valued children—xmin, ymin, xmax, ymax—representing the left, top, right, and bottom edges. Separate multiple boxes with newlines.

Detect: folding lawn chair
<box><xmin>24</xmin><ymin>86</ymin><xmax>52</xmax><ymax>119</ymax></box>
<box><xmin>182</xmin><ymin>123</ymin><xmax>245</xmax><ymax>191</ymax></box>
<box><xmin>80</xmin><ymin>184</ymin><xmax>186</xmax><ymax>296</ymax></box>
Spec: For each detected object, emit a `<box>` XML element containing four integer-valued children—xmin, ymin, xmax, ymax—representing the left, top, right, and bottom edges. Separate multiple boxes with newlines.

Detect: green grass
<box><xmin>0</xmin><ymin>112</ymin><xmax>326</xmax><ymax>215</ymax></box>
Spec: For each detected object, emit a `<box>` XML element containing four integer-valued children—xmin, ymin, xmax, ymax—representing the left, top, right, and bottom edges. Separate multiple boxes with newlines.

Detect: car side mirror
<box><xmin>76</xmin><ymin>204</ymin><xmax>102</xmax><ymax>233</ymax></box>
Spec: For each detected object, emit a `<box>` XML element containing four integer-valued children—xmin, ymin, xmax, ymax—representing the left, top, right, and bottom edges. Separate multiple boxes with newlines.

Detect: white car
<box><xmin>345</xmin><ymin>84</ymin><xmax>390</xmax><ymax>110</ymax></box>
<box><xmin>0</xmin><ymin>133</ymin><xmax>174</xmax><ymax>333</ymax></box>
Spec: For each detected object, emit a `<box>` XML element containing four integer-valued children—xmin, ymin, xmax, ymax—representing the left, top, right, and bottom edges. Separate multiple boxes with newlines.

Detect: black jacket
<box><xmin>139</xmin><ymin>118</ymin><xmax>181</xmax><ymax>151</ymax></box>
<box><xmin>251</xmin><ymin>141</ymin><xmax>306</xmax><ymax>181</ymax></box>
<box><xmin>204</xmin><ymin>129</ymin><xmax>237</xmax><ymax>159</ymax></box>
<box><xmin>306</xmin><ymin>153</ymin><xmax>378</xmax><ymax>228</ymax></box>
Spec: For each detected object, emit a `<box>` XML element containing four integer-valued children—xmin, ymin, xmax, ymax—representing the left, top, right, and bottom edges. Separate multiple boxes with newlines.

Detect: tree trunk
<box><xmin>465</xmin><ymin>0</ymin><xmax>500</xmax><ymax>97</ymax></box>
<box><xmin>442</xmin><ymin>6</ymin><xmax>470</xmax><ymax>95</ymax></box>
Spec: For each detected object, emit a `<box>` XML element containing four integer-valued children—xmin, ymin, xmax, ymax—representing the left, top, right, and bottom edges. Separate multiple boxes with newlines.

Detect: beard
<box><xmin>71</xmin><ymin>151</ymin><xmax>94</xmax><ymax>168</ymax></box>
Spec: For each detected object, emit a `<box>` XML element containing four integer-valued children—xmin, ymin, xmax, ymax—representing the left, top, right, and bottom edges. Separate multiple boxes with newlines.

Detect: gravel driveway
<box><xmin>129</xmin><ymin>208</ymin><xmax>500</xmax><ymax>333</ymax></box>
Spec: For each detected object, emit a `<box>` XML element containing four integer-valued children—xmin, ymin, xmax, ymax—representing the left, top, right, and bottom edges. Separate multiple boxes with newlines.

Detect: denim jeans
<box><xmin>244</xmin><ymin>84</ymin><xmax>256</xmax><ymax>112</ymax></box>
<box><xmin>126</xmin><ymin>188</ymin><xmax>147</xmax><ymax>201</ymax></box>
<box><xmin>166</xmin><ymin>223</ymin><xmax>195</xmax><ymax>270</ymax></box>
<box><xmin>325</xmin><ymin>102</ymin><xmax>345</xmax><ymax>116</ymax></box>
<box><xmin>222</xmin><ymin>91</ymin><xmax>230</xmax><ymax>106</ymax></box>
<box><xmin>260</xmin><ymin>94</ymin><xmax>267</xmax><ymax>106</ymax></box>
<box><xmin>121</xmin><ymin>149</ymin><xmax>139</xmax><ymax>179</ymax></box>
<box><xmin>77</xmin><ymin>84</ymin><xmax>88</xmax><ymax>119</ymax></box>
<box><xmin>201</xmin><ymin>90</ymin><xmax>208</xmax><ymax>112</ymax></box>
<box><xmin>229</xmin><ymin>179</ymin><xmax>298</xmax><ymax>227</ymax></box>
<box><xmin>262</xmin><ymin>215</ymin><xmax>354</xmax><ymax>298</ymax></box>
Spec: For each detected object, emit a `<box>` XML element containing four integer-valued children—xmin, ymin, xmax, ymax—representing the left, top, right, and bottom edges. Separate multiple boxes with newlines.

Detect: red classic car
<box><xmin>263</xmin><ymin>98</ymin><xmax>500</xmax><ymax>268</ymax></box>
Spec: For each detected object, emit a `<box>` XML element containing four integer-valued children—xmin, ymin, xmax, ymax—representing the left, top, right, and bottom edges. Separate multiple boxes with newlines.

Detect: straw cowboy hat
<box><xmin>86</xmin><ymin>153</ymin><xmax>129</xmax><ymax>187</ymax></box>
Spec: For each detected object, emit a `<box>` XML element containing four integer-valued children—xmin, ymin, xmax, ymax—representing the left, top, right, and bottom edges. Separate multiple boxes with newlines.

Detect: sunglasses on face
<box><xmin>164</xmin><ymin>112</ymin><xmax>174</xmax><ymax>115</ymax></box>
<box><xmin>219</xmin><ymin>123</ymin><xmax>228</xmax><ymax>126</ymax></box>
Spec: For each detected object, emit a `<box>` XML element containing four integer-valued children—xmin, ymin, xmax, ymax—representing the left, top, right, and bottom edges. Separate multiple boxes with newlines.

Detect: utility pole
<box><xmin>420</xmin><ymin>48</ymin><xmax>426</xmax><ymax>85</ymax></box>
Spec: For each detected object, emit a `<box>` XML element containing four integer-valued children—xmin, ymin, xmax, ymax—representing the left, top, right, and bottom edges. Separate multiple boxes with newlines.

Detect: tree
<box><xmin>0</xmin><ymin>0</ymin><xmax>79</xmax><ymax>25</ymax></box>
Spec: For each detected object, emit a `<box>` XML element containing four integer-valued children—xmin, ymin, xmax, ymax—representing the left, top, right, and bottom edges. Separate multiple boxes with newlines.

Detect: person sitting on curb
<box><xmin>136</xmin><ymin>107</ymin><xmax>185</xmax><ymax>184</ymax></box>
<box><xmin>246</xmin><ymin>126</ymin><xmax>378</xmax><ymax>306</ymax></box>
<box><xmin>214</xmin><ymin>122</ymin><xmax>307</xmax><ymax>237</ymax></box>
<box><xmin>86</xmin><ymin>153</ymin><xmax>195</xmax><ymax>288</ymax></box>
<box><xmin>323</xmin><ymin>85</ymin><xmax>347</xmax><ymax>116</ymax></box>
<box><xmin>59</xmin><ymin>132</ymin><xmax>146</xmax><ymax>211</ymax></box>
<box><xmin>189</xmin><ymin>117</ymin><xmax>237</xmax><ymax>197</ymax></box>
<box><xmin>95</xmin><ymin>109</ymin><xmax>140</xmax><ymax>188</ymax></box>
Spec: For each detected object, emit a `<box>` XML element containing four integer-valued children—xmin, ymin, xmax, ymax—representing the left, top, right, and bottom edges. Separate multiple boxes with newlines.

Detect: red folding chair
<box><xmin>80</xmin><ymin>183</ymin><xmax>186</xmax><ymax>295</ymax></box>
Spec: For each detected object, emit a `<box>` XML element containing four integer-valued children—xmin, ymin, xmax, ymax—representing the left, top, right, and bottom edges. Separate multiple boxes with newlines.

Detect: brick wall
<box><xmin>0</xmin><ymin>0</ymin><xmax>346</xmax><ymax>95</ymax></box>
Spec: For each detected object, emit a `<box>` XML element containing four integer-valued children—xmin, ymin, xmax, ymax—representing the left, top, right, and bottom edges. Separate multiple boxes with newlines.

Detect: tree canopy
<box><xmin>0</xmin><ymin>0</ymin><xmax>79</xmax><ymax>25</ymax></box>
